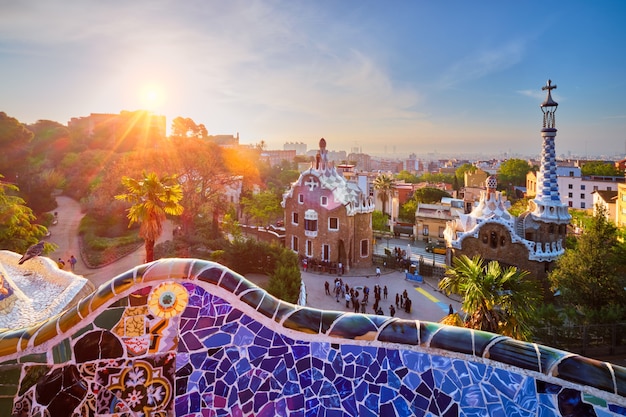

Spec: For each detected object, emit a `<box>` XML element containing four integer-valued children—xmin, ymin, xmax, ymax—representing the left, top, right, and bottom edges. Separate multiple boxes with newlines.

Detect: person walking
<box><xmin>69</xmin><ymin>255</ymin><xmax>77</xmax><ymax>271</ymax></box>
<box><xmin>345</xmin><ymin>292</ymin><xmax>351</xmax><ymax>308</ymax></box>
<box><xmin>383</xmin><ymin>285</ymin><xmax>388</xmax><ymax>299</ymax></box>
<box><xmin>395</xmin><ymin>293</ymin><xmax>400</xmax><ymax>308</ymax></box>
<box><xmin>325</xmin><ymin>281</ymin><xmax>330</xmax><ymax>295</ymax></box>
<box><xmin>376</xmin><ymin>266</ymin><xmax>381</xmax><ymax>278</ymax></box>
<box><xmin>389</xmin><ymin>305</ymin><xmax>396</xmax><ymax>317</ymax></box>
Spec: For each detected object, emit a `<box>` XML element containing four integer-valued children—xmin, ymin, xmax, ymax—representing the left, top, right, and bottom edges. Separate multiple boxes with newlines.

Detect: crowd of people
<box><xmin>325</xmin><ymin>278</ymin><xmax>412</xmax><ymax>317</ymax></box>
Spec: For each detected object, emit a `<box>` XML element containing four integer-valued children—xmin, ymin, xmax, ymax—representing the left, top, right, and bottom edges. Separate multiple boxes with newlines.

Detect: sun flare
<box><xmin>140</xmin><ymin>84</ymin><xmax>165</xmax><ymax>111</ymax></box>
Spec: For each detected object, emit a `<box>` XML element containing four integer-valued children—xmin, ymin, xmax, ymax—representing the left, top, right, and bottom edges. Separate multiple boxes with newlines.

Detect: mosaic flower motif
<box><xmin>148</xmin><ymin>282</ymin><xmax>189</xmax><ymax>319</ymax></box>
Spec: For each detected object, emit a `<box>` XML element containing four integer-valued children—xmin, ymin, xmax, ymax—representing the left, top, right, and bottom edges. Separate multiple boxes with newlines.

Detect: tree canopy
<box><xmin>549</xmin><ymin>205</ymin><xmax>626</xmax><ymax>316</ymax></box>
<box><xmin>115</xmin><ymin>171</ymin><xmax>184</xmax><ymax>262</ymax></box>
<box><xmin>497</xmin><ymin>158</ymin><xmax>532</xmax><ymax>187</ymax></box>
<box><xmin>373</xmin><ymin>173</ymin><xmax>394</xmax><ymax>216</ymax></box>
<box><xmin>170</xmin><ymin>117</ymin><xmax>208</xmax><ymax>139</ymax></box>
<box><xmin>439</xmin><ymin>255</ymin><xmax>542</xmax><ymax>341</ymax></box>
<box><xmin>580</xmin><ymin>161</ymin><xmax>621</xmax><ymax>176</ymax></box>
<box><xmin>0</xmin><ymin>176</ymin><xmax>49</xmax><ymax>253</ymax></box>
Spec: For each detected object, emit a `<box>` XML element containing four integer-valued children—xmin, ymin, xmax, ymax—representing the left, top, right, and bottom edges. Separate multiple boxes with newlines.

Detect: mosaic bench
<box><xmin>0</xmin><ymin>258</ymin><xmax>624</xmax><ymax>416</ymax></box>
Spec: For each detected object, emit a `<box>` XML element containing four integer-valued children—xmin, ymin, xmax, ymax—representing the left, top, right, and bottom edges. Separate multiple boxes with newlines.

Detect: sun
<box><xmin>140</xmin><ymin>84</ymin><xmax>165</xmax><ymax>111</ymax></box>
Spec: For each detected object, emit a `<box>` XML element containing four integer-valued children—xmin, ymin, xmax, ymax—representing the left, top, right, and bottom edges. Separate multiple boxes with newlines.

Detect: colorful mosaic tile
<box><xmin>0</xmin><ymin>258</ymin><xmax>624</xmax><ymax>416</ymax></box>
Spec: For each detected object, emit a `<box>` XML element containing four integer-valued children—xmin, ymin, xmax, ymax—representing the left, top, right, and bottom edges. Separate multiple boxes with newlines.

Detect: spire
<box><xmin>530</xmin><ymin>80</ymin><xmax>571</xmax><ymax>223</ymax></box>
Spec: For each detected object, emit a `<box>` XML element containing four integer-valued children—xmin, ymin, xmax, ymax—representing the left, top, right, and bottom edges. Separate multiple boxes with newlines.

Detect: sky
<box><xmin>1</xmin><ymin>1</ymin><xmax>626</xmax><ymax>159</ymax></box>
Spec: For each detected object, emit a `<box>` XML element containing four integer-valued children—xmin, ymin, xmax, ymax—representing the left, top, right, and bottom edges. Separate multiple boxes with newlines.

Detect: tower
<box><xmin>444</xmin><ymin>80</ymin><xmax>571</xmax><ymax>287</ymax></box>
<box><xmin>522</xmin><ymin>80</ymin><xmax>571</xmax><ymax>263</ymax></box>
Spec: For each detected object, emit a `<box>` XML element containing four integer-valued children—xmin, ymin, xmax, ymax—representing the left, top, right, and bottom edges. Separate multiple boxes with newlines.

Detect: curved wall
<box><xmin>0</xmin><ymin>258</ymin><xmax>624</xmax><ymax>416</ymax></box>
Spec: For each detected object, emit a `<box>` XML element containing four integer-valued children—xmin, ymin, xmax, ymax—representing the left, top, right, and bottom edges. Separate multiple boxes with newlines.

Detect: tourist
<box><xmin>383</xmin><ymin>285</ymin><xmax>388</xmax><ymax>299</ymax></box>
<box><xmin>376</xmin><ymin>266</ymin><xmax>381</xmax><ymax>278</ymax></box>
<box><xmin>325</xmin><ymin>281</ymin><xmax>330</xmax><ymax>295</ymax></box>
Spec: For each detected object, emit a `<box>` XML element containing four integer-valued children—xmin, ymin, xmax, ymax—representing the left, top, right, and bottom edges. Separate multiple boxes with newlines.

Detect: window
<box><xmin>321</xmin><ymin>196</ymin><xmax>328</xmax><ymax>206</ymax></box>
<box><xmin>438</xmin><ymin>227</ymin><xmax>444</xmax><ymax>238</ymax></box>
<box><xmin>580</xmin><ymin>193</ymin><xmax>585</xmax><ymax>199</ymax></box>
<box><xmin>607</xmin><ymin>186</ymin><xmax>612</xmax><ymax>191</ymax></box>
<box><xmin>322</xmin><ymin>244</ymin><xmax>330</xmax><ymax>261</ymax></box>
<box><xmin>298</xmin><ymin>194</ymin><xmax>304</xmax><ymax>204</ymax></box>
<box><xmin>568</xmin><ymin>184</ymin><xmax>573</xmax><ymax>189</ymax></box>
<box><xmin>292</xmin><ymin>212</ymin><xmax>299</xmax><ymax>225</ymax></box>
<box><xmin>568</xmin><ymin>201</ymin><xmax>573</xmax><ymax>207</ymax></box>
<box><xmin>569</xmin><ymin>171</ymin><xmax>574</xmax><ymax>177</ymax></box>
<box><xmin>581</xmin><ymin>185</ymin><xmax>586</xmax><ymax>190</ymax></box>
<box><xmin>490</xmin><ymin>231</ymin><xmax>497</xmax><ymax>248</ymax></box>
<box><xmin>360</xmin><ymin>239</ymin><xmax>369</xmax><ymax>257</ymax></box>
<box><xmin>593</xmin><ymin>186</ymin><xmax>598</xmax><ymax>191</ymax></box>
<box><xmin>422</xmin><ymin>225</ymin><xmax>429</xmax><ymax>236</ymax></box>
<box><xmin>581</xmin><ymin>202</ymin><xmax>586</xmax><ymax>209</ymax></box>
<box><xmin>304</xmin><ymin>210</ymin><xmax>318</xmax><ymax>237</ymax></box>
<box><xmin>292</xmin><ymin>236</ymin><xmax>299</xmax><ymax>252</ymax></box>
<box><xmin>305</xmin><ymin>219</ymin><xmax>317</xmax><ymax>232</ymax></box>
<box><xmin>329</xmin><ymin>217</ymin><xmax>338</xmax><ymax>230</ymax></box>
<box><xmin>306</xmin><ymin>240</ymin><xmax>313</xmax><ymax>257</ymax></box>
<box><xmin>568</xmin><ymin>192</ymin><xmax>573</xmax><ymax>198</ymax></box>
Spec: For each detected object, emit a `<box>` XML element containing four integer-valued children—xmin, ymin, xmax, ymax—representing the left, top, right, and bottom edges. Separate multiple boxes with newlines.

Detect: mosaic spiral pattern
<box><xmin>0</xmin><ymin>258</ymin><xmax>624</xmax><ymax>416</ymax></box>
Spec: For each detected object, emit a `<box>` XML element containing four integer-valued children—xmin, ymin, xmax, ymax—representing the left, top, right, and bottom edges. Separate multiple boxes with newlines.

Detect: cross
<box><xmin>542</xmin><ymin>79</ymin><xmax>557</xmax><ymax>92</ymax></box>
<box><xmin>304</xmin><ymin>177</ymin><xmax>319</xmax><ymax>191</ymax></box>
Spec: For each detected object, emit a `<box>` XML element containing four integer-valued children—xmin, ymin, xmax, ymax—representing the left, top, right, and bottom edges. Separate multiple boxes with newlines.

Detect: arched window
<box><xmin>490</xmin><ymin>231</ymin><xmax>498</xmax><ymax>248</ymax></box>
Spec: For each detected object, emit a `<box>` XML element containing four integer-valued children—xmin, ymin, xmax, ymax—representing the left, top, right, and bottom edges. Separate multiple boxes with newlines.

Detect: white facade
<box><xmin>528</xmin><ymin>166</ymin><xmax>624</xmax><ymax>210</ymax></box>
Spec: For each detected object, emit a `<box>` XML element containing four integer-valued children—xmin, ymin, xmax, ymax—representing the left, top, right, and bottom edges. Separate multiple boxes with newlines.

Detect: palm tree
<box><xmin>439</xmin><ymin>255</ymin><xmax>541</xmax><ymax>341</ymax></box>
<box><xmin>373</xmin><ymin>173</ymin><xmax>394</xmax><ymax>216</ymax></box>
<box><xmin>115</xmin><ymin>171</ymin><xmax>184</xmax><ymax>262</ymax></box>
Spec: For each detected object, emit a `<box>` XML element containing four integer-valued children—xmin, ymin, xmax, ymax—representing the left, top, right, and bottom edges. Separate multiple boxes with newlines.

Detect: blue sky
<box><xmin>1</xmin><ymin>1</ymin><xmax>625</xmax><ymax>158</ymax></box>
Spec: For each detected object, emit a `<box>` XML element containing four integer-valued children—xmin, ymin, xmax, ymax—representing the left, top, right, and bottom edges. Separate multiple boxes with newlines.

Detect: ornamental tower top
<box><xmin>529</xmin><ymin>80</ymin><xmax>571</xmax><ymax>223</ymax></box>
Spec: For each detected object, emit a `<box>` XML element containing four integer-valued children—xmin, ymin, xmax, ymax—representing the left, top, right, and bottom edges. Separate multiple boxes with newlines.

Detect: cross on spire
<box><xmin>542</xmin><ymin>79</ymin><xmax>557</xmax><ymax>92</ymax></box>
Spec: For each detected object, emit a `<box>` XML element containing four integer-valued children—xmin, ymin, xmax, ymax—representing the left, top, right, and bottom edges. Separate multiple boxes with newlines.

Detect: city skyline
<box><xmin>1</xmin><ymin>1</ymin><xmax>626</xmax><ymax>158</ymax></box>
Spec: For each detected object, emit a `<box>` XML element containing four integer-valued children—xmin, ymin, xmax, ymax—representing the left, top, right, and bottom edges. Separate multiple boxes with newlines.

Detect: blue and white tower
<box><xmin>519</xmin><ymin>80</ymin><xmax>571</xmax><ymax>265</ymax></box>
<box><xmin>529</xmin><ymin>80</ymin><xmax>571</xmax><ymax>224</ymax></box>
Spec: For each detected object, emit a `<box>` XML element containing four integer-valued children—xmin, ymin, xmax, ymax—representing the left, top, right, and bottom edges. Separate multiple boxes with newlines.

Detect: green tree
<box><xmin>241</xmin><ymin>190</ymin><xmax>283</xmax><ymax>227</ymax></box>
<box><xmin>115</xmin><ymin>171</ymin><xmax>184</xmax><ymax>262</ymax></box>
<box><xmin>0</xmin><ymin>175</ymin><xmax>50</xmax><ymax>253</ymax></box>
<box><xmin>497</xmin><ymin>159</ymin><xmax>531</xmax><ymax>187</ymax></box>
<box><xmin>0</xmin><ymin>112</ymin><xmax>33</xmax><ymax>182</ymax></box>
<box><xmin>396</xmin><ymin>170</ymin><xmax>419</xmax><ymax>183</ymax></box>
<box><xmin>399</xmin><ymin>200</ymin><xmax>417</xmax><ymax>222</ymax></box>
<box><xmin>454</xmin><ymin>163</ymin><xmax>477</xmax><ymax>187</ymax></box>
<box><xmin>372</xmin><ymin>210</ymin><xmax>389</xmax><ymax>231</ymax></box>
<box><xmin>581</xmin><ymin>161</ymin><xmax>621</xmax><ymax>176</ymax></box>
<box><xmin>412</xmin><ymin>187</ymin><xmax>451</xmax><ymax>204</ymax></box>
<box><xmin>170</xmin><ymin>116</ymin><xmax>208</xmax><ymax>139</ymax></box>
<box><xmin>549</xmin><ymin>204</ymin><xmax>626</xmax><ymax>314</ymax></box>
<box><xmin>373</xmin><ymin>173</ymin><xmax>394</xmax><ymax>216</ymax></box>
<box><xmin>439</xmin><ymin>255</ymin><xmax>542</xmax><ymax>341</ymax></box>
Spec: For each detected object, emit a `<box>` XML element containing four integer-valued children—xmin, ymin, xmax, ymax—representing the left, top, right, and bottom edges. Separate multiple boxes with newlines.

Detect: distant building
<box><xmin>526</xmin><ymin>166</ymin><xmax>624</xmax><ymax>210</ymax></box>
<box><xmin>283</xmin><ymin>142</ymin><xmax>307</xmax><ymax>155</ymax></box>
<box><xmin>592</xmin><ymin>190</ymin><xmax>617</xmax><ymax>221</ymax></box>
<box><xmin>415</xmin><ymin>202</ymin><xmax>463</xmax><ymax>243</ymax></box>
<box><xmin>617</xmin><ymin>181</ymin><xmax>626</xmax><ymax>228</ymax></box>
<box><xmin>68</xmin><ymin>110</ymin><xmax>166</xmax><ymax>150</ymax></box>
<box><xmin>260</xmin><ymin>150</ymin><xmax>297</xmax><ymax>167</ymax></box>
<box><xmin>464</xmin><ymin>169</ymin><xmax>489</xmax><ymax>188</ymax></box>
<box><xmin>207</xmin><ymin>133</ymin><xmax>239</xmax><ymax>147</ymax></box>
<box><xmin>282</xmin><ymin>139</ymin><xmax>375</xmax><ymax>271</ymax></box>
<box><xmin>346</xmin><ymin>153</ymin><xmax>372</xmax><ymax>172</ymax></box>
